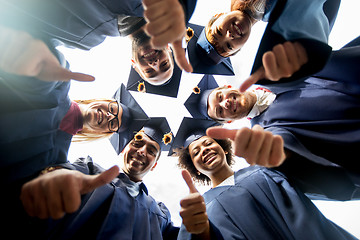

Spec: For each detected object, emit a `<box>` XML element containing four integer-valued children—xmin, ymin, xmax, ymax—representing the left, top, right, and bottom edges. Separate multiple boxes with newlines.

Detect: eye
<box><xmin>145</xmin><ymin>68</ymin><xmax>155</xmax><ymax>74</ymax></box>
<box><xmin>227</xmin><ymin>43</ymin><xmax>233</xmax><ymax>50</ymax></box>
<box><xmin>205</xmin><ymin>140</ymin><xmax>212</xmax><ymax>146</ymax></box>
<box><xmin>160</xmin><ymin>61</ymin><xmax>168</xmax><ymax>67</ymax></box>
<box><xmin>216</xmin><ymin>27</ymin><xmax>222</xmax><ymax>36</ymax></box>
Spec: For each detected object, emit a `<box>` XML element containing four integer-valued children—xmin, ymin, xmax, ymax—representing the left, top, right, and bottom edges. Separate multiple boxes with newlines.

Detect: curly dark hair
<box><xmin>176</xmin><ymin>138</ymin><xmax>234</xmax><ymax>185</ymax></box>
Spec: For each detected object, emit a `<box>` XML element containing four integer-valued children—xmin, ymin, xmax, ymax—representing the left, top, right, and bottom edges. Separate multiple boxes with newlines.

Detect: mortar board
<box><xmin>168</xmin><ymin>117</ymin><xmax>221</xmax><ymax>156</ymax></box>
<box><xmin>141</xmin><ymin>117</ymin><xmax>173</xmax><ymax>151</ymax></box>
<box><xmin>126</xmin><ymin>60</ymin><xmax>182</xmax><ymax>98</ymax></box>
<box><xmin>109</xmin><ymin>84</ymin><xmax>150</xmax><ymax>154</ymax></box>
<box><xmin>187</xmin><ymin>23</ymin><xmax>234</xmax><ymax>75</ymax></box>
<box><xmin>184</xmin><ymin>74</ymin><xmax>219</xmax><ymax>120</ymax></box>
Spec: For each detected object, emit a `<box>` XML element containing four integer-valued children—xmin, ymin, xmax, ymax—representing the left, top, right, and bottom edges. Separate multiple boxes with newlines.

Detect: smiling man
<box><xmin>186</xmin><ymin>37</ymin><xmax>360</xmax><ymax>201</ymax></box>
<box><xmin>19</xmin><ymin>117</ymin><xmax>179</xmax><ymax>239</ymax></box>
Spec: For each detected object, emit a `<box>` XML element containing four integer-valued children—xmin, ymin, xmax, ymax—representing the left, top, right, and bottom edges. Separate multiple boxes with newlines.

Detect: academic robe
<box><xmin>252</xmin><ymin>0</ymin><xmax>340</xmax><ymax>84</ymax></box>
<box><xmin>36</xmin><ymin>157</ymin><xmax>179</xmax><ymax>240</ymax></box>
<box><xmin>178</xmin><ymin>167</ymin><xmax>357</xmax><ymax>240</ymax></box>
<box><xmin>251</xmin><ymin>38</ymin><xmax>360</xmax><ymax>200</ymax></box>
<box><xmin>0</xmin><ymin>0</ymin><xmax>197</xmax><ymax>50</ymax></box>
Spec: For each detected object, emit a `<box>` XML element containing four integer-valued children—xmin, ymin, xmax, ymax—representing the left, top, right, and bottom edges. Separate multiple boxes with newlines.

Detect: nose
<box><xmin>148</xmin><ymin>59</ymin><xmax>159</xmax><ymax>71</ymax></box>
<box><xmin>202</xmin><ymin>147</ymin><xmax>210</xmax><ymax>156</ymax></box>
<box><xmin>227</xmin><ymin>30</ymin><xmax>234</xmax><ymax>39</ymax></box>
<box><xmin>136</xmin><ymin>145</ymin><xmax>146</xmax><ymax>157</ymax></box>
<box><xmin>106</xmin><ymin>111</ymin><xmax>116</xmax><ymax>121</ymax></box>
<box><xmin>219</xmin><ymin>99</ymin><xmax>230</xmax><ymax>109</ymax></box>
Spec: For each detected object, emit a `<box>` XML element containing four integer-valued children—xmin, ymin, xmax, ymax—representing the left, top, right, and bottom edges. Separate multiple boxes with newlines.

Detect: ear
<box><xmin>150</xmin><ymin>161</ymin><xmax>158</xmax><ymax>171</ymax></box>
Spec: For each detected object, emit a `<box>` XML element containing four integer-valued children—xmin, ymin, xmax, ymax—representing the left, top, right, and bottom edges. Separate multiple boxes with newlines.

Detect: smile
<box><xmin>203</xmin><ymin>152</ymin><xmax>217</xmax><ymax>164</ymax></box>
<box><xmin>232</xmin><ymin>22</ymin><xmax>243</xmax><ymax>37</ymax></box>
<box><xmin>232</xmin><ymin>96</ymin><xmax>237</xmax><ymax>113</ymax></box>
<box><xmin>142</xmin><ymin>49</ymin><xmax>158</xmax><ymax>60</ymax></box>
<box><xmin>97</xmin><ymin>109</ymin><xmax>103</xmax><ymax>124</ymax></box>
<box><xmin>130</xmin><ymin>156</ymin><xmax>145</xmax><ymax>165</ymax></box>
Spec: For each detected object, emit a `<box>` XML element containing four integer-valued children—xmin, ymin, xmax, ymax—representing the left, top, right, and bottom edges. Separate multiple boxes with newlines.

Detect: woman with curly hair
<box><xmin>173</xmin><ymin>118</ymin><xmax>356</xmax><ymax>240</ymax></box>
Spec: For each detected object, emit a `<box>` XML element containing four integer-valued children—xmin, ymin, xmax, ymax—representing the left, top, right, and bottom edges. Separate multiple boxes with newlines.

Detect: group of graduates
<box><xmin>0</xmin><ymin>0</ymin><xmax>359</xmax><ymax>239</ymax></box>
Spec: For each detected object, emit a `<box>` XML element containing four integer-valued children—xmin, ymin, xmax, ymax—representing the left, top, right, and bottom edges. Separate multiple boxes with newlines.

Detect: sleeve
<box><xmin>267</xmin><ymin>127</ymin><xmax>360</xmax><ymax>201</ymax></box>
<box><xmin>156</xmin><ymin>201</ymin><xmax>180</xmax><ymax>240</ymax></box>
<box><xmin>177</xmin><ymin>221</ymin><xmax>224</xmax><ymax>240</ymax></box>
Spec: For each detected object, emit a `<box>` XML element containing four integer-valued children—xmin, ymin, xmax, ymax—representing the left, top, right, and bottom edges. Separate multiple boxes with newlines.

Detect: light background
<box><xmin>60</xmin><ymin>0</ymin><xmax>360</xmax><ymax>237</ymax></box>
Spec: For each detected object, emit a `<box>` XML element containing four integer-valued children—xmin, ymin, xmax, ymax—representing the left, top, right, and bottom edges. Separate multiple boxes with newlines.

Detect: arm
<box><xmin>207</xmin><ymin>125</ymin><xmax>286</xmax><ymax>167</ymax></box>
<box><xmin>0</xmin><ymin>25</ymin><xmax>94</xmax><ymax>82</ymax></box>
<box><xmin>20</xmin><ymin>164</ymin><xmax>119</xmax><ymax>219</ymax></box>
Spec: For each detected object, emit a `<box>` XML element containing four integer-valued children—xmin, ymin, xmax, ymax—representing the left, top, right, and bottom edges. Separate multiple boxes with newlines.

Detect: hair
<box><xmin>207</xmin><ymin>85</ymin><xmax>232</xmax><ymax>124</ymax></box>
<box><xmin>72</xmin><ymin>98</ymin><xmax>115</xmax><ymax>143</ymax></box>
<box><xmin>177</xmin><ymin>138</ymin><xmax>234</xmax><ymax>185</ymax></box>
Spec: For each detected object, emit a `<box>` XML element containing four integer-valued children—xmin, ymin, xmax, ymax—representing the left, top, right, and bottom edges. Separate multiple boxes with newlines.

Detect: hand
<box><xmin>20</xmin><ymin>166</ymin><xmax>119</xmax><ymax>219</ymax></box>
<box><xmin>207</xmin><ymin>125</ymin><xmax>286</xmax><ymax>167</ymax></box>
<box><xmin>180</xmin><ymin>170</ymin><xmax>210</xmax><ymax>237</ymax></box>
<box><xmin>0</xmin><ymin>25</ymin><xmax>95</xmax><ymax>82</ymax></box>
<box><xmin>142</xmin><ymin>0</ymin><xmax>193</xmax><ymax>72</ymax></box>
<box><xmin>240</xmin><ymin>41</ymin><xmax>308</xmax><ymax>92</ymax></box>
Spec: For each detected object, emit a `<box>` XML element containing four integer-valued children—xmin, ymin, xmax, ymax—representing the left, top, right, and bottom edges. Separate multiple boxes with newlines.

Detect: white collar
<box><xmin>247</xmin><ymin>87</ymin><xmax>276</xmax><ymax>119</ymax></box>
<box><xmin>215</xmin><ymin>174</ymin><xmax>235</xmax><ymax>188</ymax></box>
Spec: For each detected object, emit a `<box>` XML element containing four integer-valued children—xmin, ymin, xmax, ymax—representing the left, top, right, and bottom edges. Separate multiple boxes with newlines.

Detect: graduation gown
<box><xmin>252</xmin><ymin>0</ymin><xmax>339</xmax><ymax>84</ymax></box>
<box><xmin>38</xmin><ymin>157</ymin><xmax>179</xmax><ymax>240</ymax></box>
<box><xmin>251</xmin><ymin>39</ymin><xmax>360</xmax><ymax>200</ymax></box>
<box><xmin>0</xmin><ymin>48</ymin><xmax>73</xmax><ymax>185</ymax></box>
<box><xmin>0</xmin><ymin>0</ymin><xmax>196</xmax><ymax>50</ymax></box>
<box><xmin>178</xmin><ymin>167</ymin><xmax>357</xmax><ymax>240</ymax></box>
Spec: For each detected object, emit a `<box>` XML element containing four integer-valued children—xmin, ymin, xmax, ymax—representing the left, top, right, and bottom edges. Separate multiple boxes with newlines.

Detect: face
<box><xmin>122</xmin><ymin>133</ymin><xmax>160</xmax><ymax>182</ymax></box>
<box><xmin>188</xmin><ymin>136</ymin><xmax>227</xmax><ymax>176</ymax></box>
<box><xmin>131</xmin><ymin>32</ymin><xmax>174</xmax><ymax>85</ymax></box>
<box><xmin>82</xmin><ymin>101</ymin><xmax>122</xmax><ymax>133</ymax></box>
<box><xmin>207</xmin><ymin>87</ymin><xmax>251</xmax><ymax>121</ymax></box>
<box><xmin>206</xmin><ymin>11</ymin><xmax>252</xmax><ymax>57</ymax></box>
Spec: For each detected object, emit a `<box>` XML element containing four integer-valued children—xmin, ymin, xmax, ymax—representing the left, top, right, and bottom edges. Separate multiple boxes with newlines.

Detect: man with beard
<box><xmin>19</xmin><ymin>118</ymin><xmax>179</xmax><ymax>239</ymax></box>
<box><xmin>185</xmin><ymin>36</ymin><xmax>360</xmax><ymax>201</ymax></box>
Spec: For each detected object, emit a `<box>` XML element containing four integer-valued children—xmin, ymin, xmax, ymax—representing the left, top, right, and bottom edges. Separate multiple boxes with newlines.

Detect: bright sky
<box><xmin>60</xmin><ymin>0</ymin><xmax>360</xmax><ymax>237</ymax></box>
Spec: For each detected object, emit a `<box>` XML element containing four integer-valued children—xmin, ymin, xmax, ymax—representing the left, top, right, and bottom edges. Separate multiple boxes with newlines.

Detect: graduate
<box><xmin>0</xmin><ymin>0</ymin><xmax>197</xmax><ymax>84</ymax></box>
<box><xmin>198</xmin><ymin>0</ymin><xmax>340</xmax><ymax>90</ymax></box>
<box><xmin>172</xmin><ymin>117</ymin><xmax>357</xmax><ymax>240</ymax></box>
<box><xmin>185</xmin><ymin>36</ymin><xmax>360</xmax><ymax>200</ymax></box>
<box><xmin>19</xmin><ymin>117</ymin><xmax>179</xmax><ymax>239</ymax></box>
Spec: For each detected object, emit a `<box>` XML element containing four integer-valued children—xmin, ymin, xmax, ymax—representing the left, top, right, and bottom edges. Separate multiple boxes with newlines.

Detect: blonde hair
<box><xmin>72</xmin><ymin>98</ymin><xmax>116</xmax><ymax>143</ymax></box>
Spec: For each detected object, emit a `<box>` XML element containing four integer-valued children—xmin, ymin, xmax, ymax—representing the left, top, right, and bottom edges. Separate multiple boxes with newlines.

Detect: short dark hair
<box><xmin>177</xmin><ymin>138</ymin><xmax>234</xmax><ymax>185</ymax></box>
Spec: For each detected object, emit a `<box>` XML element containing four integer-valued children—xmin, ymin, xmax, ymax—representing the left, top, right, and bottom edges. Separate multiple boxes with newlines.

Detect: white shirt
<box><xmin>216</xmin><ymin>174</ymin><xmax>235</xmax><ymax>188</ymax></box>
<box><xmin>247</xmin><ymin>87</ymin><xmax>276</xmax><ymax>119</ymax></box>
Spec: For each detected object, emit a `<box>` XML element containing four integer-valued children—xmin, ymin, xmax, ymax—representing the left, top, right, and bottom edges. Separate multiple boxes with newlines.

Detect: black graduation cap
<box><xmin>109</xmin><ymin>84</ymin><xmax>150</xmax><ymax>154</ymax></box>
<box><xmin>126</xmin><ymin>60</ymin><xmax>182</xmax><ymax>98</ymax></box>
<box><xmin>187</xmin><ymin>23</ymin><xmax>234</xmax><ymax>75</ymax></box>
<box><xmin>168</xmin><ymin>117</ymin><xmax>221</xmax><ymax>156</ymax></box>
<box><xmin>142</xmin><ymin>117</ymin><xmax>173</xmax><ymax>151</ymax></box>
<box><xmin>184</xmin><ymin>74</ymin><xmax>219</xmax><ymax>120</ymax></box>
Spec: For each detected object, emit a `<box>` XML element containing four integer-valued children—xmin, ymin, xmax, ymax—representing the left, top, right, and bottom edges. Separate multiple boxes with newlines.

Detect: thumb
<box><xmin>239</xmin><ymin>66</ymin><xmax>265</xmax><ymax>92</ymax></box>
<box><xmin>181</xmin><ymin>169</ymin><xmax>198</xmax><ymax>194</ymax></box>
<box><xmin>171</xmin><ymin>39</ymin><xmax>193</xmax><ymax>73</ymax></box>
<box><xmin>37</xmin><ymin>62</ymin><xmax>95</xmax><ymax>82</ymax></box>
<box><xmin>80</xmin><ymin>165</ymin><xmax>120</xmax><ymax>194</ymax></box>
<box><xmin>206</xmin><ymin>127</ymin><xmax>237</xmax><ymax>141</ymax></box>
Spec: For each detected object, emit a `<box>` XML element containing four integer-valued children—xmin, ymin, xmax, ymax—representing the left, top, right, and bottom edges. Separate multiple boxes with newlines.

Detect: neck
<box><xmin>209</xmin><ymin>165</ymin><xmax>234</xmax><ymax>188</ymax></box>
<box><xmin>245</xmin><ymin>91</ymin><xmax>258</xmax><ymax>115</ymax></box>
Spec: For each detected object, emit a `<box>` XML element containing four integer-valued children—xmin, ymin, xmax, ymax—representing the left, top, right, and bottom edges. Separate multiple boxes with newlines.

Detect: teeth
<box><xmin>234</xmin><ymin>24</ymin><xmax>241</xmax><ymax>36</ymax></box>
<box><xmin>204</xmin><ymin>153</ymin><xmax>216</xmax><ymax>163</ymax></box>
<box><xmin>143</xmin><ymin>50</ymin><xmax>156</xmax><ymax>58</ymax></box>
<box><xmin>131</xmin><ymin>158</ymin><xmax>144</xmax><ymax>165</ymax></box>
<box><xmin>98</xmin><ymin>110</ymin><xmax>103</xmax><ymax>124</ymax></box>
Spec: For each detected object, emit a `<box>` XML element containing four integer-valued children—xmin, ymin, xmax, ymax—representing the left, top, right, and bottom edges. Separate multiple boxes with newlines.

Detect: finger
<box><xmin>239</xmin><ymin>66</ymin><xmax>265</xmax><ymax>92</ymax></box>
<box><xmin>142</xmin><ymin>0</ymin><xmax>163</xmax><ymax>8</ymax></box>
<box><xmin>180</xmin><ymin>193</ymin><xmax>205</xmax><ymax>208</ymax></box>
<box><xmin>232</xmin><ymin>127</ymin><xmax>252</xmax><ymax>158</ymax></box>
<box><xmin>262</xmin><ymin>51</ymin><xmax>278</xmax><ymax>80</ymax></box>
<box><xmin>37</xmin><ymin>63</ymin><xmax>95</xmax><ymax>82</ymax></box>
<box><xmin>46</xmin><ymin>181</ymin><xmax>66</xmax><ymax>219</ymax></box>
<box><xmin>256</xmin><ymin>131</ymin><xmax>273</xmax><ymax>167</ymax></box>
<box><xmin>80</xmin><ymin>165</ymin><xmax>119</xmax><ymax>194</ymax></box>
<box><xmin>143</xmin><ymin>1</ymin><xmax>167</xmax><ymax>22</ymax></box>
<box><xmin>293</xmin><ymin>41</ymin><xmax>308</xmax><ymax>65</ymax></box>
<box><xmin>269</xmin><ymin>135</ymin><xmax>286</xmax><ymax>167</ymax></box>
<box><xmin>20</xmin><ymin>184</ymin><xmax>36</xmax><ymax>217</ymax></box>
<box><xmin>206</xmin><ymin>127</ymin><xmax>236</xmax><ymax>141</ymax></box>
<box><xmin>245</xmin><ymin>125</ymin><xmax>265</xmax><ymax>165</ymax></box>
<box><xmin>172</xmin><ymin>40</ymin><xmax>193</xmax><ymax>72</ymax></box>
<box><xmin>181</xmin><ymin>170</ymin><xmax>198</xmax><ymax>194</ymax></box>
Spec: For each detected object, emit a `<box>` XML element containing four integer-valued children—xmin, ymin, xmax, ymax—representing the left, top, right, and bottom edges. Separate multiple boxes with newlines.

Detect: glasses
<box><xmin>108</xmin><ymin>101</ymin><xmax>120</xmax><ymax>132</ymax></box>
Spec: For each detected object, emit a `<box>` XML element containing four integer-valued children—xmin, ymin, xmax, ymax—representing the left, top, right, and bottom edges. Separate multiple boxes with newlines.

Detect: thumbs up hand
<box><xmin>179</xmin><ymin>170</ymin><xmax>210</xmax><ymax>238</ymax></box>
<box><xmin>20</xmin><ymin>166</ymin><xmax>119</xmax><ymax>219</ymax></box>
